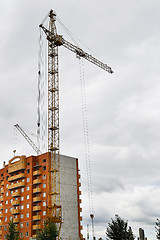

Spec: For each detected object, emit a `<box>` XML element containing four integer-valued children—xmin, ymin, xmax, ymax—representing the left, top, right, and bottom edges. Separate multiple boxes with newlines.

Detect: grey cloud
<box><xmin>0</xmin><ymin>1</ymin><xmax>160</xmax><ymax>240</ymax></box>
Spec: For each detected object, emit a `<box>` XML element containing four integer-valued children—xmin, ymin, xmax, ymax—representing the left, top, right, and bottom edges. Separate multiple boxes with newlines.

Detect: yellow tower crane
<box><xmin>39</xmin><ymin>9</ymin><xmax>113</xmax><ymax>239</ymax></box>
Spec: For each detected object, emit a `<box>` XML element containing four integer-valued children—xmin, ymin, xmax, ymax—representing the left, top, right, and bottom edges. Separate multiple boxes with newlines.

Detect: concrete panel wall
<box><xmin>60</xmin><ymin>155</ymin><xmax>80</xmax><ymax>240</ymax></box>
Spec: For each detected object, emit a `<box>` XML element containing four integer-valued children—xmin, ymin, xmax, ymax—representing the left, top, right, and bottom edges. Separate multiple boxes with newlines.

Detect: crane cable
<box><xmin>79</xmin><ymin>58</ymin><xmax>94</xmax><ymax>235</ymax></box>
<box><xmin>37</xmin><ymin>27</ymin><xmax>47</xmax><ymax>152</ymax></box>
<box><xmin>13</xmin><ymin>125</ymin><xmax>17</xmax><ymax>156</ymax></box>
<box><xmin>57</xmin><ymin>15</ymin><xmax>100</xmax><ymax>60</ymax></box>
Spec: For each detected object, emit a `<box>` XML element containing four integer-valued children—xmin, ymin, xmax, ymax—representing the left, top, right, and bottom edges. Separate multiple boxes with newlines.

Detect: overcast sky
<box><xmin>0</xmin><ymin>1</ymin><xmax>160</xmax><ymax>239</ymax></box>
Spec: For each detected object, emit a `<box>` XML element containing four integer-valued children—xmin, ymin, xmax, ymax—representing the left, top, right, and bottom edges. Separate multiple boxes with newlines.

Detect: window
<box><xmin>1</xmin><ymin>174</ymin><xmax>3</xmax><ymax>177</ymax></box>
<box><xmin>43</xmin><ymin>211</ymin><xmax>46</xmax><ymax>216</ymax></box>
<box><xmin>20</xmin><ymin>205</ymin><xmax>24</xmax><ymax>210</ymax></box>
<box><xmin>6</xmin><ymin>184</ymin><xmax>8</xmax><ymax>188</ymax></box>
<box><xmin>5</xmin><ymin>217</ymin><xmax>7</xmax><ymax>222</ymax></box>
<box><xmin>27</xmin><ymin>186</ymin><xmax>30</xmax><ymax>191</ymax></box>
<box><xmin>43</xmin><ymin>201</ymin><xmax>46</xmax><ymax>206</ymax></box>
<box><xmin>43</xmin><ymin>159</ymin><xmax>46</xmax><ymax>163</ymax></box>
<box><xmin>5</xmin><ymin>209</ymin><xmax>8</xmax><ymax>213</ymax></box>
<box><xmin>4</xmin><ymin>226</ymin><xmax>7</xmax><ymax>231</ymax></box>
<box><xmin>21</xmin><ymin>196</ymin><xmax>24</xmax><ymax>201</ymax></box>
<box><xmin>27</xmin><ymin>178</ymin><xmax>30</xmax><ymax>182</ymax></box>
<box><xmin>43</xmin><ymin>166</ymin><xmax>46</xmax><ymax>171</ymax></box>
<box><xmin>43</xmin><ymin>192</ymin><xmax>46</xmax><ymax>197</ymax></box>
<box><xmin>22</xmin><ymin>179</ymin><xmax>25</xmax><ymax>182</ymax></box>
<box><xmin>20</xmin><ymin>223</ymin><xmax>23</xmax><ymax>228</ymax></box>
<box><xmin>21</xmin><ymin>188</ymin><xmax>24</xmax><ymax>193</ymax></box>
<box><xmin>43</xmin><ymin>175</ymin><xmax>46</xmax><ymax>179</ymax></box>
<box><xmin>10</xmin><ymin>199</ymin><xmax>13</xmax><ymax>203</ymax></box>
<box><xmin>6</xmin><ymin>192</ymin><xmax>8</xmax><ymax>196</ymax></box>
<box><xmin>26</xmin><ymin>213</ymin><xmax>29</xmax><ymax>218</ymax></box>
<box><xmin>6</xmin><ymin>176</ymin><xmax>8</xmax><ymax>180</ymax></box>
<box><xmin>6</xmin><ymin>170</ymin><xmax>8</xmax><ymax>173</ymax></box>
<box><xmin>26</xmin><ymin>222</ymin><xmax>29</xmax><ymax>227</ymax></box>
<box><xmin>10</xmin><ymin>208</ymin><xmax>13</xmax><ymax>212</ymax></box>
<box><xmin>27</xmin><ymin>162</ymin><xmax>30</xmax><ymax>166</ymax></box>
<box><xmin>26</xmin><ymin>232</ymin><xmax>29</xmax><ymax>237</ymax></box>
<box><xmin>10</xmin><ymin>216</ymin><xmax>12</xmax><ymax>220</ymax></box>
<box><xmin>20</xmin><ymin>233</ymin><xmax>23</xmax><ymax>237</ymax></box>
<box><xmin>26</xmin><ymin>204</ymin><xmax>29</xmax><ymax>209</ymax></box>
<box><xmin>5</xmin><ymin>200</ymin><xmax>8</xmax><ymax>205</ymax></box>
<box><xmin>27</xmin><ymin>169</ymin><xmax>30</xmax><ymax>173</ymax></box>
<box><xmin>26</xmin><ymin>195</ymin><xmax>29</xmax><ymax>200</ymax></box>
<box><xmin>20</xmin><ymin>214</ymin><xmax>23</xmax><ymax>219</ymax></box>
<box><xmin>43</xmin><ymin>183</ymin><xmax>46</xmax><ymax>188</ymax></box>
<box><xmin>15</xmin><ymin>189</ymin><xmax>18</xmax><ymax>192</ymax></box>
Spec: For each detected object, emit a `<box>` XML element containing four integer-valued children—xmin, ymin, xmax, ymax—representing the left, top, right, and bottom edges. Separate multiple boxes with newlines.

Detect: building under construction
<box><xmin>0</xmin><ymin>153</ymin><xmax>83</xmax><ymax>240</ymax></box>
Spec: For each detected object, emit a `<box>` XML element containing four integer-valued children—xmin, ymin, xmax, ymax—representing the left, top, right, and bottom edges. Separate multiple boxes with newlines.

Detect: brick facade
<box><xmin>0</xmin><ymin>153</ymin><xmax>83</xmax><ymax>240</ymax></box>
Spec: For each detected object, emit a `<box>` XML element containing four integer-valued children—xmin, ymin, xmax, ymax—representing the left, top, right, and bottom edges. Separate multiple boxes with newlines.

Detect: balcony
<box><xmin>33</xmin><ymin>225</ymin><xmax>41</xmax><ymax>230</ymax></box>
<box><xmin>33</xmin><ymin>206</ymin><xmax>41</xmax><ymax>212</ymax></box>
<box><xmin>1</xmin><ymin>189</ymin><xmax>4</xmax><ymax>194</ymax></box>
<box><xmin>33</xmin><ymin>188</ymin><xmax>42</xmax><ymax>194</ymax></box>
<box><xmin>12</xmin><ymin>200</ymin><xmax>20</xmax><ymax>206</ymax></box>
<box><xmin>0</xmin><ymin>206</ymin><xmax>3</xmax><ymax>210</ymax></box>
<box><xmin>33</xmin><ymin>215</ymin><xmax>41</xmax><ymax>221</ymax></box>
<box><xmin>0</xmin><ymin>214</ymin><xmax>3</xmax><ymax>218</ymax></box>
<box><xmin>8</xmin><ymin>181</ymin><xmax>26</xmax><ymax>190</ymax></box>
<box><xmin>8</xmin><ymin>156</ymin><xmax>26</xmax><ymax>174</ymax></box>
<box><xmin>1</xmin><ymin>182</ymin><xmax>4</xmax><ymax>186</ymax></box>
<box><xmin>33</xmin><ymin>170</ymin><xmax>42</xmax><ymax>176</ymax></box>
<box><xmin>12</xmin><ymin>209</ymin><xmax>20</xmax><ymax>215</ymax></box>
<box><xmin>0</xmin><ymin>222</ymin><xmax>2</xmax><ymax>226</ymax></box>
<box><xmin>13</xmin><ymin>217</ymin><xmax>20</xmax><ymax>223</ymax></box>
<box><xmin>0</xmin><ymin>197</ymin><xmax>3</xmax><ymax>202</ymax></box>
<box><xmin>8</xmin><ymin>173</ymin><xmax>26</xmax><ymax>182</ymax></box>
<box><xmin>0</xmin><ymin>230</ymin><xmax>2</xmax><ymax>235</ymax></box>
<box><xmin>12</xmin><ymin>191</ymin><xmax>20</xmax><ymax>197</ymax></box>
<box><xmin>33</xmin><ymin>179</ymin><xmax>42</xmax><ymax>185</ymax></box>
<box><xmin>33</xmin><ymin>197</ymin><xmax>42</xmax><ymax>203</ymax></box>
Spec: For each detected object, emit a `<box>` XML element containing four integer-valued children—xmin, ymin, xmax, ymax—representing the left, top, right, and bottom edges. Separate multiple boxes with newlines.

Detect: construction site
<box><xmin>0</xmin><ymin>9</ymin><xmax>113</xmax><ymax>240</ymax></box>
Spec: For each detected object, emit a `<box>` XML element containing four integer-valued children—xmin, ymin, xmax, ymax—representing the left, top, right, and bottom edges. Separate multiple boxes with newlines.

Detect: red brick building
<box><xmin>0</xmin><ymin>153</ymin><xmax>83</xmax><ymax>240</ymax></box>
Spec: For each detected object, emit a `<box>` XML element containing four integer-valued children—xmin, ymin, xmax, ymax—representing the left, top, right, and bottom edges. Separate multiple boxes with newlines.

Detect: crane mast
<box><xmin>43</xmin><ymin>10</ymin><xmax>62</xmax><ymax>231</ymax></box>
<box><xmin>40</xmin><ymin>9</ymin><xmax>113</xmax><ymax>238</ymax></box>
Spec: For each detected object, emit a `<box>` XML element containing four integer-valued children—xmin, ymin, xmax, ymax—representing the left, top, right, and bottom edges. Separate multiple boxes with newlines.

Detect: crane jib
<box><xmin>39</xmin><ymin>24</ymin><xmax>113</xmax><ymax>74</ymax></box>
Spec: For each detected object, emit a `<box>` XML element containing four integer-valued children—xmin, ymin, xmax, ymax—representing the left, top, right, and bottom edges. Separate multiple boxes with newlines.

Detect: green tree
<box><xmin>106</xmin><ymin>215</ymin><xmax>135</xmax><ymax>240</ymax></box>
<box><xmin>36</xmin><ymin>218</ymin><xmax>58</xmax><ymax>240</ymax></box>
<box><xmin>5</xmin><ymin>219</ymin><xmax>21</xmax><ymax>240</ymax></box>
<box><xmin>155</xmin><ymin>219</ymin><xmax>160</xmax><ymax>239</ymax></box>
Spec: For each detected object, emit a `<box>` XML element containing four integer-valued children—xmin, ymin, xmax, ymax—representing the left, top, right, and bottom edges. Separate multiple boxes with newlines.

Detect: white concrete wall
<box><xmin>60</xmin><ymin>155</ymin><xmax>80</xmax><ymax>240</ymax></box>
